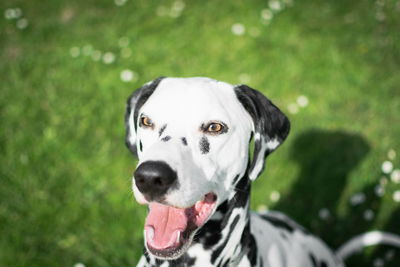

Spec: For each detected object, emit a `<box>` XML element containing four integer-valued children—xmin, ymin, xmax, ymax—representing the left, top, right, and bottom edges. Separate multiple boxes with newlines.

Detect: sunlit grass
<box><xmin>1</xmin><ymin>0</ymin><xmax>399</xmax><ymax>266</ymax></box>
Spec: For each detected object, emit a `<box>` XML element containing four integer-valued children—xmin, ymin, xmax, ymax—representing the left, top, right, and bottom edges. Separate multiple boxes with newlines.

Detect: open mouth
<box><xmin>144</xmin><ymin>192</ymin><xmax>217</xmax><ymax>259</ymax></box>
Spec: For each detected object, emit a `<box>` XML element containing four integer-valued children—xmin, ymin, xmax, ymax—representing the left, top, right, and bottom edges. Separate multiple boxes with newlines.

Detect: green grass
<box><xmin>1</xmin><ymin>0</ymin><xmax>399</xmax><ymax>266</ymax></box>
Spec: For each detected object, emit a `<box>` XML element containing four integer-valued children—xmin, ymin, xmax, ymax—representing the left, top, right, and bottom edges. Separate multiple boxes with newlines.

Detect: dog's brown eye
<box><xmin>140</xmin><ymin>116</ymin><xmax>153</xmax><ymax>128</ymax></box>
<box><xmin>204</xmin><ymin>122</ymin><xmax>226</xmax><ymax>134</ymax></box>
<box><xmin>208</xmin><ymin>123</ymin><xmax>222</xmax><ymax>132</ymax></box>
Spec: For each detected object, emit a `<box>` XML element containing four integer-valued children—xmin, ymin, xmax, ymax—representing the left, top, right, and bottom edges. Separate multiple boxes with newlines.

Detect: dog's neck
<box><xmin>142</xmin><ymin>175</ymin><xmax>257</xmax><ymax>267</ymax></box>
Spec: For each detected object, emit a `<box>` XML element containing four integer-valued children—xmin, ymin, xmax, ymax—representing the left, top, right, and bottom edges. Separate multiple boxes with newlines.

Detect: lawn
<box><xmin>1</xmin><ymin>0</ymin><xmax>399</xmax><ymax>266</ymax></box>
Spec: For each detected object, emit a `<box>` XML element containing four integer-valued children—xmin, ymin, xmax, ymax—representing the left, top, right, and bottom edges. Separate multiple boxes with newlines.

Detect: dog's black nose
<box><xmin>134</xmin><ymin>161</ymin><xmax>177</xmax><ymax>200</ymax></box>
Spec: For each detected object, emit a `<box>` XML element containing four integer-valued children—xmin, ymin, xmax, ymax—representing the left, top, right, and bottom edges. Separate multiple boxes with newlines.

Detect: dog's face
<box><xmin>125</xmin><ymin>77</ymin><xmax>290</xmax><ymax>259</ymax></box>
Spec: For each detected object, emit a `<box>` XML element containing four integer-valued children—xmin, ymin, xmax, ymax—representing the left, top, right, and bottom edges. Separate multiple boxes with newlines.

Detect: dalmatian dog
<box><xmin>125</xmin><ymin>77</ymin><xmax>400</xmax><ymax>267</ymax></box>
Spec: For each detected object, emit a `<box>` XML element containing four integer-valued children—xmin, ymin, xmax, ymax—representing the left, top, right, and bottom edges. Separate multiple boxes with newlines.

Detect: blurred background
<box><xmin>1</xmin><ymin>0</ymin><xmax>399</xmax><ymax>266</ymax></box>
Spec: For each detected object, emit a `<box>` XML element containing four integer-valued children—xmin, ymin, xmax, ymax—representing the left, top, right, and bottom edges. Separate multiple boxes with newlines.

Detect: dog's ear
<box><xmin>234</xmin><ymin>84</ymin><xmax>290</xmax><ymax>180</ymax></box>
<box><xmin>125</xmin><ymin>77</ymin><xmax>165</xmax><ymax>156</ymax></box>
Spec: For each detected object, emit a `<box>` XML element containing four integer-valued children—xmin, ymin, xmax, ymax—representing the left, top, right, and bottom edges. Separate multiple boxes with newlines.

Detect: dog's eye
<box><xmin>140</xmin><ymin>116</ymin><xmax>153</xmax><ymax>128</ymax></box>
<box><xmin>204</xmin><ymin>122</ymin><xmax>226</xmax><ymax>134</ymax></box>
<box><xmin>208</xmin><ymin>123</ymin><xmax>222</xmax><ymax>132</ymax></box>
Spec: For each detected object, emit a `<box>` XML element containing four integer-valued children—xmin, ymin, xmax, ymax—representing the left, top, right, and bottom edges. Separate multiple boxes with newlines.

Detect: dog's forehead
<box><xmin>140</xmin><ymin>77</ymin><xmax>246</xmax><ymax>124</ymax></box>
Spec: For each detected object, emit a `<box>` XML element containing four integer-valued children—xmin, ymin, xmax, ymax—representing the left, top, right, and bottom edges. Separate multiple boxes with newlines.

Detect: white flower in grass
<box><xmin>269</xmin><ymin>0</ymin><xmax>282</xmax><ymax>11</ymax></box>
<box><xmin>120</xmin><ymin>69</ymin><xmax>138</xmax><ymax>82</ymax></box>
<box><xmin>5</xmin><ymin>9</ymin><xmax>14</xmax><ymax>20</ymax></box>
<box><xmin>363</xmin><ymin>209</ymin><xmax>374</xmax><ymax>221</ymax></box>
<box><xmin>121</xmin><ymin>47</ymin><xmax>132</xmax><ymax>58</ymax></box>
<box><xmin>91</xmin><ymin>50</ymin><xmax>102</xmax><ymax>61</ymax></box>
<box><xmin>172</xmin><ymin>0</ymin><xmax>185</xmax><ymax>12</ymax></box>
<box><xmin>74</xmin><ymin>263</ymin><xmax>85</xmax><ymax>267</ymax></box>
<box><xmin>297</xmin><ymin>95</ymin><xmax>309</xmax><ymax>107</ymax></box>
<box><xmin>384</xmin><ymin>249</ymin><xmax>395</xmax><ymax>261</ymax></box>
<box><xmin>156</xmin><ymin>6</ymin><xmax>168</xmax><ymax>16</ymax></box>
<box><xmin>4</xmin><ymin>8</ymin><xmax>22</xmax><ymax>20</ymax></box>
<box><xmin>375</xmin><ymin>11</ymin><xmax>385</xmax><ymax>22</ymax></box>
<box><xmin>393</xmin><ymin>190</ymin><xmax>400</xmax><ymax>202</ymax></box>
<box><xmin>287</xmin><ymin>103</ymin><xmax>299</xmax><ymax>114</ymax></box>
<box><xmin>103</xmin><ymin>52</ymin><xmax>116</xmax><ymax>64</ymax></box>
<box><xmin>374</xmin><ymin>185</ymin><xmax>385</xmax><ymax>197</ymax></box>
<box><xmin>283</xmin><ymin>0</ymin><xmax>294</xmax><ymax>7</ymax></box>
<box><xmin>82</xmin><ymin>45</ymin><xmax>93</xmax><ymax>56</ymax></box>
<box><xmin>169</xmin><ymin>9</ymin><xmax>181</xmax><ymax>18</ymax></box>
<box><xmin>14</xmin><ymin>8</ymin><xmax>22</xmax><ymax>18</ymax></box>
<box><xmin>391</xmin><ymin>169</ymin><xmax>400</xmax><ymax>183</ymax></box>
<box><xmin>238</xmin><ymin>73</ymin><xmax>251</xmax><ymax>84</ymax></box>
<box><xmin>249</xmin><ymin>27</ymin><xmax>261</xmax><ymax>37</ymax></box>
<box><xmin>270</xmin><ymin>191</ymin><xmax>280</xmax><ymax>202</ymax></box>
<box><xmin>318</xmin><ymin>208</ymin><xmax>330</xmax><ymax>220</ymax></box>
<box><xmin>381</xmin><ymin>161</ymin><xmax>393</xmax><ymax>174</ymax></box>
<box><xmin>373</xmin><ymin>258</ymin><xmax>384</xmax><ymax>267</ymax></box>
<box><xmin>118</xmin><ymin>37</ymin><xmax>130</xmax><ymax>48</ymax></box>
<box><xmin>231</xmin><ymin>23</ymin><xmax>245</xmax><ymax>36</ymax></box>
<box><xmin>170</xmin><ymin>0</ymin><xmax>185</xmax><ymax>17</ymax></box>
<box><xmin>70</xmin><ymin>47</ymin><xmax>80</xmax><ymax>58</ymax></box>
<box><xmin>261</xmin><ymin>9</ymin><xmax>273</xmax><ymax>20</ymax></box>
<box><xmin>350</xmin><ymin>192</ymin><xmax>366</xmax><ymax>206</ymax></box>
<box><xmin>16</xmin><ymin>18</ymin><xmax>28</xmax><ymax>29</ymax></box>
<box><xmin>114</xmin><ymin>0</ymin><xmax>127</xmax><ymax>6</ymax></box>
<box><xmin>257</xmin><ymin>204</ymin><xmax>268</xmax><ymax>212</ymax></box>
<box><xmin>387</xmin><ymin>149</ymin><xmax>396</xmax><ymax>160</ymax></box>
<box><xmin>375</xmin><ymin>0</ymin><xmax>385</xmax><ymax>7</ymax></box>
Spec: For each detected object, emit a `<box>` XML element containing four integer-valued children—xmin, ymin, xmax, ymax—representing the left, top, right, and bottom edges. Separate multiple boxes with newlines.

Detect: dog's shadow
<box><xmin>273</xmin><ymin>129</ymin><xmax>399</xmax><ymax>265</ymax></box>
<box><xmin>273</xmin><ymin>129</ymin><xmax>371</xmax><ymax>248</ymax></box>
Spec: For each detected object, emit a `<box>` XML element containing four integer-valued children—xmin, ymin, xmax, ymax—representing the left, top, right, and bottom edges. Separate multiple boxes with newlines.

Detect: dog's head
<box><xmin>125</xmin><ymin>77</ymin><xmax>290</xmax><ymax>259</ymax></box>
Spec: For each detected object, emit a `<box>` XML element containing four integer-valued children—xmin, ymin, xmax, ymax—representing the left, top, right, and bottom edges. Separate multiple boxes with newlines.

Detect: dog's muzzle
<box><xmin>134</xmin><ymin>161</ymin><xmax>177</xmax><ymax>201</ymax></box>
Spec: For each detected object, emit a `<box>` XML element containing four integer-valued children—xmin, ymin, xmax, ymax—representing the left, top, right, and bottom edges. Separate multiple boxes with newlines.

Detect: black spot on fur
<box><xmin>280</xmin><ymin>231</ymin><xmax>288</xmax><ymax>239</ymax></box>
<box><xmin>195</xmin><ymin>202</ymin><xmax>231</xmax><ymax>249</ymax></box>
<box><xmin>161</xmin><ymin>136</ymin><xmax>171</xmax><ymax>142</ymax></box>
<box><xmin>154</xmin><ymin>258</ymin><xmax>165</xmax><ymax>266</ymax></box>
<box><xmin>216</xmin><ymin>175</ymin><xmax>250</xmax><ymax>231</ymax></box>
<box><xmin>165</xmin><ymin>253</ymin><xmax>196</xmax><ymax>266</ymax></box>
<box><xmin>196</xmin><ymin>219</ymin><xmax>222</xmax><ymax>249</ymax></box>
<box><xmin>217</xmin><ymin>200</ymin><xmax>229</xmax><ymax>214</ymax></box>
<box><xmin>139</xmin><ymin>140</ymin><xmax>143</xmax><ymax>152</ymax></box>
<box><xmin>199</xmin><ymin>136</ymin><xmax>210</xmax><ymax>154</ymax></box>
<box><xmin>187</xmin><ymin>256</ymin><xmax>196</xmax><ymax>266</ymax></box>
<box><xmin>241</xmin><ymin>223</ymin><xmax>258</xmax><ymax>266</ymax></box>
<box><xmin>211</xmin><ymin>214</ymin><xmax>240</xmax><ymax>263</ymax></box>
<box><xmin>220</xmin><ymin>258</ymin><xmax>230</xmax><ymax>267</ymax></box>
<box><xmin>309</xmin><ymin>253</ymin><xmax>318</xmax><ymax>267</ymax></box>
<box><xmin>159</xmin><ymin>124</ymin><xmax>167</xmax><ymax>137</ymax></box>
<box><xmin>143</xmin><ymin>248</ymin><xmax>151</xmax><ymax>262</ymax></box>
<box><xmin>234</xmin><ymin>84</ymin><xmax>290</xmax><ymax>178</ymax></box>
<box><xmin>320</xmin><ymin>260</ymin><xmax>328</xmax><ymax>267</ymax></box>
<box><xmin>260</xmin><ymin>214</ymin><xmax>294</xmax><ymax>233</ymax></box>
<box><xmin>231</xmin><ymin>174</ymin><xmax>241</xmax><ymax>186</ymax></box>
<box><xmin>181</xmin><ymin>137</ymin><xmax>188</xmax><ymax>146</ymax></box>
<box><xmin>232</xmin><ymin>175</ymin><xmax>250</xmax><ymax>208</ymax></box>
<box><xmin>132</xmin><ymin>77</ymin><xmax>165</xmax><ymax>131</ymax></box>
<box><xmin>234</xmin><ymin>84</ymin><xmax>290</xmax><ymax>144</ymax></box>
<box><xmin>125</xmin><ymin>77</ymin><xmax>164</xmax><ymax>155</ymax></box>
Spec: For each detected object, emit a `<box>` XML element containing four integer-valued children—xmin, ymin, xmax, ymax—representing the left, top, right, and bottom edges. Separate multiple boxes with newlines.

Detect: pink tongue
<box><xmin>145</xmin><ymin>202</ymin><xmax>189</xmax><ymax>250</ymax></box>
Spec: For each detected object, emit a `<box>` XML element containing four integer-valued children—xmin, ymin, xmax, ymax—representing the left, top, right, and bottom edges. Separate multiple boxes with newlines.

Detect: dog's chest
<box><xmin>250</xmin><ymin>212</ymin><xmax>343</xmax><ymax>267</ymax></box>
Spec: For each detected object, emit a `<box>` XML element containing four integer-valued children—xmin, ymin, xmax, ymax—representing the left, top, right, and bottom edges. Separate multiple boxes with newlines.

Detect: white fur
<box><xmin>132</xmin><ymin>77</ymin><xmax>253</xmax><ymax>208</ymax></box>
